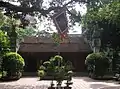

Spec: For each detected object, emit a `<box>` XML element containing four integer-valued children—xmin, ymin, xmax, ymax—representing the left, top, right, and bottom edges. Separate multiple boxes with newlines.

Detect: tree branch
<box><xmin>0</xmin><ymin>0</ymin><xmax>88</xmax><ymax>16</ymax></box>
<box><xmin>0</xmin><ymin>1</ymin><xmax>44</xmax><ymax>13</ymax></box>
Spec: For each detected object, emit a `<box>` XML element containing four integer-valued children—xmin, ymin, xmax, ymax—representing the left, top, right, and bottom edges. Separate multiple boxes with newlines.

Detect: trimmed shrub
<box><xmin>2</xmin><ymin>52</ymin><xmax>25</xmax><ymax>80</ymax></box>
<box><xmin>85</xmin><ymin>52</ymin><xmax>109</xmax><ymax>78</ymax></box>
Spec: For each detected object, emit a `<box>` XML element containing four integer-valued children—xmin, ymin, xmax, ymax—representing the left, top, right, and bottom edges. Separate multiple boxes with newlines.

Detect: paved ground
<box><xmin>0</xmin><ymin>77</ymin><xmax>120</xmax><ymax>89</ymax></box>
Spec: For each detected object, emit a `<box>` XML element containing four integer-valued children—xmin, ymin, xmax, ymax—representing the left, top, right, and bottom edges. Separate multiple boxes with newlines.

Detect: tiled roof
<box><xmin>19</xmin><ymin>36</ymin><xmax>92</xmax><ymax>52</ymax></box>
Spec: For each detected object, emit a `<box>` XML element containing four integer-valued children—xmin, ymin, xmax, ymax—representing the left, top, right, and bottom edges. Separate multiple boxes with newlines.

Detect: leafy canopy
<box><xmin>82</xmin><ymin>1</ymin><xmax>120</xmax><ymax>50</ymax></box>
<box><xmin>0</xmin><ymin>0</ymin><xmax>112</xmax><ymax>28</ymax></box>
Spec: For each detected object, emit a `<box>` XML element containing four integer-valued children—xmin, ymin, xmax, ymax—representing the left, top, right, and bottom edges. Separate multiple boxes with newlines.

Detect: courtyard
<box><xmin>1</xmin><ymin>0</ymin><xmax>120</xmax><ymax>89</ymax></box>
<box><xmin>0</xmin><ymin>77</ymin><xmax>119</xmax><ymax>89</ymax></box>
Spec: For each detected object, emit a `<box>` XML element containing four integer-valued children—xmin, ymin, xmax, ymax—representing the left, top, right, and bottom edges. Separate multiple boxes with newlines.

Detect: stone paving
<box><xmin>0</xmin><ymin>77</ymin><xmax>120</xmax><ymax>89</ymax></box>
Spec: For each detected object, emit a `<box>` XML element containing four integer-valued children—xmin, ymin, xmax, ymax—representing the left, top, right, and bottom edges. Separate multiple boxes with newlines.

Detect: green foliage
<box><xmin>85</xmin><ymin>52</ymin><xmax>109</xmax><ymax>78</ymax></box>
<box><xmin>83</xmin><ymin>1</ymin><xmax>120</xmax><ymax>50</ymax></box>
<box><xmin>0</xmin><ymin>28</ymin><xmax>10</xmax><ymax>74</ymax></box>
<box><xmin>0</xmin><ymin>11</ymin><xmax>37</xmax><ymax>48</ymax></box>
<box><xmin>52</xmin><ymin>33</ymin><xmax>62</xmax><ymax>46</ymax></box>
<box><xmin>82</xmin><ymin>1</ymin><xmax>120</xmax><ymax>74</ymax></box>
<box><xmin>39</xmin><ymin>65</ymin><xmax>46</xmax><ymax>70</ymax></box>
<box><xmin>38</xmin><ymin>70</ymin><xmax>46</xmax><ymax>78</ymax></box>
<box><xmin>0</xmin><ymin>11</ymin><xmax>20</xmax><ymax>32</ymax></box>
<box><xmin>38</xmin><ymin>55</ymin><xmax>73</xmax><ymax>86</ymax></box>
<box><xmin>2</xmin><ymin>52</ymin><xmax>25</xmax><ymax>79</ymax></box>
<box><xmin>0</xmin><ymin>30</ymin><xmax>10</xmax><ymax>54</ymax></box>
<box><xmin>85</xmin><ymin>52</ymin><xmax>106</xmax><ymax>64</ymax></box>
<box><xmin>51</xmin><ymin>55</ymin><xmax>63</xmax><ymax>66</ymax></box>
<box><xmin>16</xmin><ymin>27</ymin><xmax>36</xmax><ymax>42</ymax></box>
<box><xmin>0</xmin><ymin>11</ymin><xmax>5</xmax><ymax>27</ymax></box>
<box><xmin>55</xmin><ymin>66</ymin><xmax>66</xmax><ymax>85</ymax></box>
<box><xmin>0</xmin><ymin>0</ymin><xmax>115</xmax><ymax>33</ymax></box>
<box><xmin>43</xmin><ymin>61</ymin><xmax>51</xmax><ymax>68</ymax></box>
<box><xmin>2</xmin><ymin>71</ymin><xmax>7</xmax><ymax>77</ymax></box>
<box><xmin>65</xmin><ymin>61</ymin><xmax>74</xmax><ymax>72</ymax></box>
<box><xmin>84</xmin><ymin>1</ymin><xmax>120</xmax><ymax>25</ymax></box>
<box><xmin>43</xmin><ymin>60</ymin><xmax>55</xmax><ymax>74</ymax></box>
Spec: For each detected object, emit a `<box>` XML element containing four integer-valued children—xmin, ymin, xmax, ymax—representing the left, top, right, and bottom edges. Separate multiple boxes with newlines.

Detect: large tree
<box><xmin>0</xmin><ymin>0</ymin><xmax>111</xmax><ymax>28</ymax></box>
<box><xmin>82</xmin><ymin>1</ymin><xmax>120</xmax><ymax>51</ymax></box>
<box><xmin>82</xmin><ymin>1</ymin><xmax>120</xmax><ymax>71</ymax></box>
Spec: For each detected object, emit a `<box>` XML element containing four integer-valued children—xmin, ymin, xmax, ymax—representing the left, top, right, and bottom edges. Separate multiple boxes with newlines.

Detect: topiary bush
<box><xmin>1</xmin><ymin>52</ymin><xmax>25</xmax><ymax>80</ymax></box>
<box><xmin>85</xmin><ymin>52</ymin><xmax>109</xmax><ymax>78</ymax></box>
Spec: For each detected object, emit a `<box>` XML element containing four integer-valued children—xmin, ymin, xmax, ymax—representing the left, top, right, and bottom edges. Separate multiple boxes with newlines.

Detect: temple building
<box><xmin>18</xmin><ymin>34</ymin><xmax>92</xmax><ymax>72</ymax></box>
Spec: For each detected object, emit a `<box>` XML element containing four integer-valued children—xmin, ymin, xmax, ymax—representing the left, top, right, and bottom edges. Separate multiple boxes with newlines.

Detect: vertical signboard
<box><xmin>53</xmin><ymin>8</ymin><xmax>68</xmax><ymax>37</ymax></box>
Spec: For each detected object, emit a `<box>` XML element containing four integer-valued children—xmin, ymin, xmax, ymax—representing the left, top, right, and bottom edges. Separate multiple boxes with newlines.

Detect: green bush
<box><xmin>85</xmin><ymin>52</ymin><xmax>109</xmax><ymax>78</ymax></box>
<box><xmin>2</xmin><ymin>52</ymin><xmax>25</xmax><ymax>80</ymax></box>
